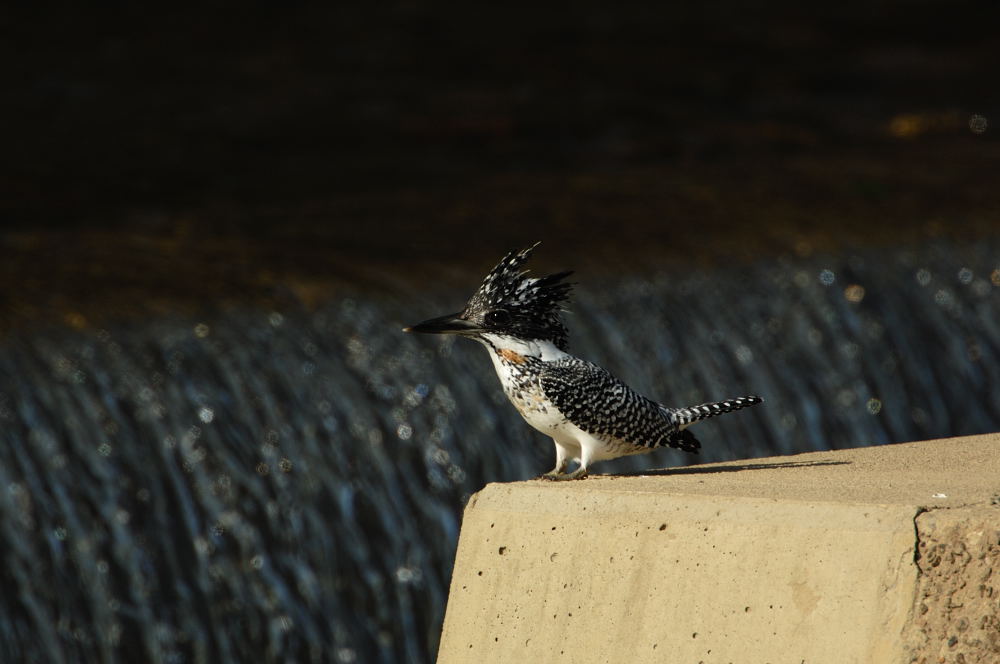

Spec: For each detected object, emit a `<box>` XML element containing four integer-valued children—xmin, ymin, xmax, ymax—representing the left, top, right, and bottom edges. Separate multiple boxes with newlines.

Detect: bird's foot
<box><xmin>537</xmin><ymin>467</ymin><xmax>589</xmax><ymax>481</ymax></box>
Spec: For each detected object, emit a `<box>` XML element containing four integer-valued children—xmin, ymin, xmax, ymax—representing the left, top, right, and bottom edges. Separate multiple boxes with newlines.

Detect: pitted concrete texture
<box><xmin>908</xmin><ymin>508</ymin><xmax>1000</xmax><ymax>663</ymax></box>
<box><xmin>437</xmin><ymin>433</ymin><xmax>1000</xmax><ymax>664</ymax></box>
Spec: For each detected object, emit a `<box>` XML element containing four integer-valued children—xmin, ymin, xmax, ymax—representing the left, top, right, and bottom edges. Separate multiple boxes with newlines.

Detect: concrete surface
<box><xmin>437</xmin><ymin>433</ymin><xmax>1000</xmax><ymax>663</ymax></box>
<box><xmin>908</xmin><ymin>507</ymin><xmax>1000</xmax><ymax>662</ymax></box>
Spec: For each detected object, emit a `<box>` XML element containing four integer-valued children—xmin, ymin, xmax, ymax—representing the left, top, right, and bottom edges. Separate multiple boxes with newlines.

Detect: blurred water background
<box><xmin>2</xmin><ymin>236</ymin><xmax>999</xmax><ymax>663</ymax></box>
<box><xmin>4</xmin><ymin>1</ymin><xmax>1000</xmax><ymax>662</ymax></box>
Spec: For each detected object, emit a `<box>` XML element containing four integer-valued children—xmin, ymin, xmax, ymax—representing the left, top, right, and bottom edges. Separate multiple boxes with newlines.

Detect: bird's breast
<box><xmin>507</xmin><ymin>384</ymin><xmax>569</xmax><ymax>436</ymax></box>
<box><xmin>507</xmin><ymin>381</ymin><xmax>549</xmax><ymax>415</ymax></box>
<box><xmin>486</xmin><ymin>350</ymin><xmax>568</xmax><ymax>435</ymax></box>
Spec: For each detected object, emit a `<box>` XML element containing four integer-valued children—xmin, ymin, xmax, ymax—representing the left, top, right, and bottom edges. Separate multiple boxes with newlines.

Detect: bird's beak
<box><xmin>403</xmin><ymin>313</ymin><xmax>480</xmax><ymax>335</ymax></box>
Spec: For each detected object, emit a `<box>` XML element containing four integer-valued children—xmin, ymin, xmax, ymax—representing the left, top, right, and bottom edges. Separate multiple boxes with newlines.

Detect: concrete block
<box><xmin>437</xmin><ymin>433</ymin><xmax>1000</xmax><ymax>663</ymax></box>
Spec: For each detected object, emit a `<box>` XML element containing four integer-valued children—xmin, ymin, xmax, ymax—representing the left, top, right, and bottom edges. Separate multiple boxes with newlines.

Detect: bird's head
<box><xmin>403</xmin><ymin>243</ymin><xmax>574</xmax><ymax>350</ymax></box>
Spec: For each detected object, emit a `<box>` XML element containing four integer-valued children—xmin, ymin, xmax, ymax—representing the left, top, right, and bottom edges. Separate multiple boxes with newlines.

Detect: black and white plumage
<box><xmin>404</xmin><ymin>244</ymin><xmax>762</xmax><ymax>480</ymax></box>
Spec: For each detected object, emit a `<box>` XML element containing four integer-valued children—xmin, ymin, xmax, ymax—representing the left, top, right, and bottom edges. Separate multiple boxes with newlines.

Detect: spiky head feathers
<box><xmin>462</xmin><ymin>244</ymin><xmax>573</xmax><ymax>349</ymax></box>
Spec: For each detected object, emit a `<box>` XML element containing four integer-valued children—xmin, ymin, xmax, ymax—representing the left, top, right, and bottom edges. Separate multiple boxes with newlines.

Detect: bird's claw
<box><xmin>537</xmin><ymin>468</ymin><xmax>589</xmax><ymax>481</ymax></box>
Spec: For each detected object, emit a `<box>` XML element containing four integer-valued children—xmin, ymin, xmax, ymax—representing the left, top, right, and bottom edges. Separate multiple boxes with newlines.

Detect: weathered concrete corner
<box><xmin>906</xmin><ymin>507</ymin><xmax>1000</xmax><ymax>662</ymax></box>
<box><xmin>437</xmin><ymin>433</ymin><xmax>1000</xmax><ymax>664</ymax></box>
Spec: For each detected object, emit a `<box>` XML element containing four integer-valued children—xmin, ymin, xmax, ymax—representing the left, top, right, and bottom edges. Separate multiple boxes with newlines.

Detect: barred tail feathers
<box><xmin>668</xmin><ymin>395</ymin><xmax>763</xmax><ymax>429</ymax></box>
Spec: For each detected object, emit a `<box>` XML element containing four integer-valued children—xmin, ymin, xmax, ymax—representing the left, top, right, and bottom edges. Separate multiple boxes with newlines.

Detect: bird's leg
<box><xmin>538</xmin><ymin>442</ymin><xmax>590</xmax><ymax>480</ymax></box>
<box><xmin>558</xmin><ymin>444</ymin><xmax>595</xmax><ymax>480</ymax></box>
<box><xmin>540</xmin><ymin>466</ymin><xmax>589</xmax><ymax>481</ymax></box>
<box><xmin>537</xmin><ymin>440</ymin><xmax>570</xmax><ymax>480</ymax></box>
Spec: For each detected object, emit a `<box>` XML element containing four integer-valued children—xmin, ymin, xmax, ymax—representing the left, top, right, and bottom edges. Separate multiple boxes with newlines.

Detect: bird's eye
<box><xmin>484</xmin><ymin>310</ymin><xmax>510</xmax><ymax>327</ymax></box>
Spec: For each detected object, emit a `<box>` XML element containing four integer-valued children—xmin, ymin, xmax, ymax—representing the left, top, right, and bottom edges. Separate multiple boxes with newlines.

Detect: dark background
<box><xmin>2</xmin><ymin>3</ymin><xmax>999</xmax><ymax>663</ymax></box>
<box><xmin>2</xmin><ymin>1</ymin><xmax>997</xmax><ymax>329</ymax></box>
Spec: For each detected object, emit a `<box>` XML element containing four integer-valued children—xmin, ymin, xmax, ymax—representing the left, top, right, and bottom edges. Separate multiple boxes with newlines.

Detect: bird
<box><xmin>403</xmin><ymin>243</ymin><xmax>762</xmax><ymax>480</ymax></box>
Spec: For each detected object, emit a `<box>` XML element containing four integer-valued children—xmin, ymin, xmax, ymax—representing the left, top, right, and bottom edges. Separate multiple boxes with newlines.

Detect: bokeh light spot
<box><xmin>734</xmin><ymin>345</ymin><xmax>754</xmax><ymax>365</ymax></box>
<box><xmin>969</xmin><ymin>114</ymin><xmax>988</xmax><ymax>134</ymax></box>
<box><xmin>844</xmin><ymin>284</ymin><xmax>865</xmax><ymax>303</ymax></box>
<box><xmin>64</xmin><ymin>312</ymin><xmax>87</xmax><ymax>329</ymax></box>
<box><xmin>933</xmin><ymin>289</ymin><xmax>954</xmax><ymax>307</ymax></box>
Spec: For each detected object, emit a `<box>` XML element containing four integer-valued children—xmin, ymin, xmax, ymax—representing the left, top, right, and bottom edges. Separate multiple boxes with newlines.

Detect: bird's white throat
<box><xmin>477</xmin><ymin>333</ymin><xmax>568</xmax><ymax>362</ymax></box>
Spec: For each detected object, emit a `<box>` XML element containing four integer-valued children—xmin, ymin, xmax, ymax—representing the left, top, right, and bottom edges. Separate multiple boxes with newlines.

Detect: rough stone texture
<box><xmin>437</xmin><ymin>434</ymin><xmax>1000</xmax><ymax>664</ymax></box>
<box><xmin>907</xmin><ymin>507</ymin><xmax>1000</xmax><ymax>663</ymax></box>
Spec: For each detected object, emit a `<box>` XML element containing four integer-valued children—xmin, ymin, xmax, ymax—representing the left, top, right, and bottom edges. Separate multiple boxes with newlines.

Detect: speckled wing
<box><xmin>538</xmin><ymin>358</ymin><xmax>700</xmax><ymax>453</ymax></box>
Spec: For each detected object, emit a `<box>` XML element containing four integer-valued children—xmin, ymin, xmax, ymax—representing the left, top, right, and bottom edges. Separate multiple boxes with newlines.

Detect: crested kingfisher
<box><xmin>404</xmin><ymin>244</ymin><xmax>762</xmax><ymax>480</ymax></box>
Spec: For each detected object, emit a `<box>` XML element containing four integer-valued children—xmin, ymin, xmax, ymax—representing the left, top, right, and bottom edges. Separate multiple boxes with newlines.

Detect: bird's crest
<box><xmin>464</xmin><ymin>243</ymin><xmax>574</xmax><ymax>349</ymax></box>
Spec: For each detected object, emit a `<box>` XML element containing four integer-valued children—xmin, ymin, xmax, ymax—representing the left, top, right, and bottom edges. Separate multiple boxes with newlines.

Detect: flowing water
<box><xmin>1</xmin><ymin>239</ymin><xmax>998</xmax><ymax>663</ymax></box>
